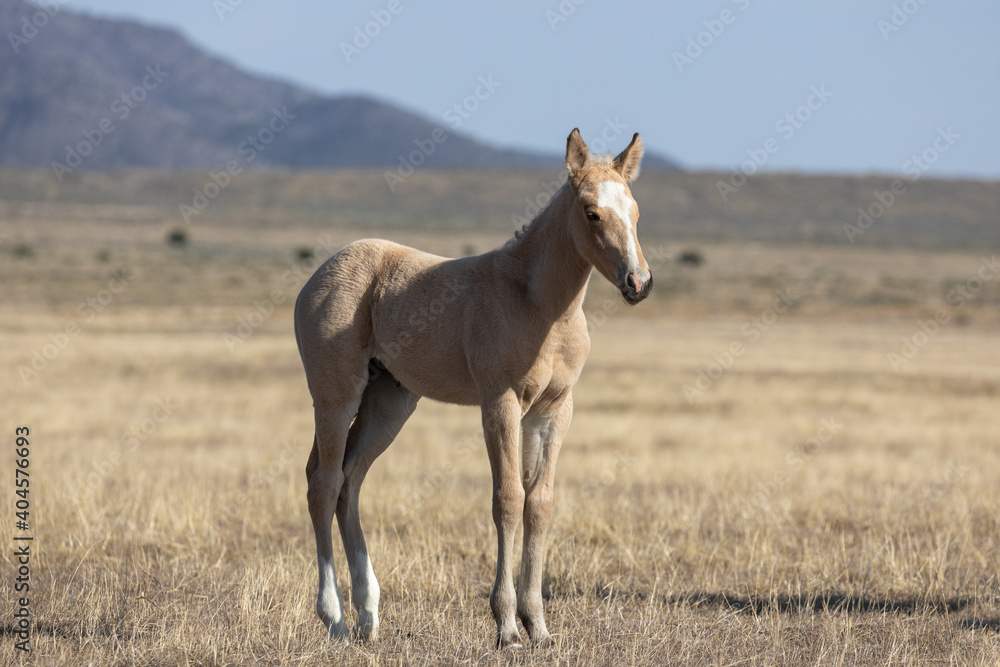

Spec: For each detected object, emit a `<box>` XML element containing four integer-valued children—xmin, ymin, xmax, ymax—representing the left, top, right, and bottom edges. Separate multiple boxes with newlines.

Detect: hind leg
<box><xmin>337</xmin><ymin>362</ymin><xmax>420</xmax><ymax>640</ymax></box>
<box><xmin>306</xmin><ymin>366</ymin><xmax>369</xmax><ymax>640</ymax></box>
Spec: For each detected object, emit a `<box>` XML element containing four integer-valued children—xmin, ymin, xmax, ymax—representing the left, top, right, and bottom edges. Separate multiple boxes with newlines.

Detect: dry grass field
<box><xmin>2</xmin><ymin>169</ymin><xmax>1000</xmax><ymax>665</ymax></box>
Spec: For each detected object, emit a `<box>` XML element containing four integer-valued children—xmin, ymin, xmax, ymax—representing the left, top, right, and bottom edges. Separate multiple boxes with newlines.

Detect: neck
<box><xmin>503</xmin><ymin>183</ymin><xmax>592</xmax><ymax>321</ymax></box>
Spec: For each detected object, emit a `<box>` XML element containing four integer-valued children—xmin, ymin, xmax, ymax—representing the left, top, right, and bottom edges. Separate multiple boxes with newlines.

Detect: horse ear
<box><xmin>613</xmin><ymin>133</ymin><xmax>644</xmax><ymax>182</ymax></box>
<box><xmin>565</xmin><ymin>128</ymin><xmax>590</xmax><ymax>184</ymax></box>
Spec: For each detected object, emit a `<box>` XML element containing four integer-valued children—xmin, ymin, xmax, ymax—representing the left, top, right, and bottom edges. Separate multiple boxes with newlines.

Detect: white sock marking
<box><xmin>351</xmin><ymin>550</ymin><xmax>380</xmax><ymax>639</ymax></box>
<box><xmin>352</xmin><ymin>551</ymin><xmax>380</xmax><ymax>614</ymax></box>
<box><xmin>317</xmin><ymin>555</ymin><xmax>346</xmax><ymax>629</ymax></box>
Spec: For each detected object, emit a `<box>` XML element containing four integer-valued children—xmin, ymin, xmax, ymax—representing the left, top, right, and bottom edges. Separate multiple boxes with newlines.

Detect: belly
<box><xmin>371</xmin><ymin>300</ymin><xmax>480</xmax><ymax>405</ymax></box>
<box><xmin>375</xmin><ymin>349</ymin><xmax>480</xmax><ymax>405</ymax></box>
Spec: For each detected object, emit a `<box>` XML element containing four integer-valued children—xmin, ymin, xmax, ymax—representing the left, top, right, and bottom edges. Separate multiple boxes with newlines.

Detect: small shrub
<box><xmin>167</xmin><ymin>228</ymin><xmax>188</xmax><ymax>247</ymax></box>
<box><xmin>295</xmin><ymin>246</ymin><xmax>314</xmax><ymax>261</ymax></box>
<box><xmin>461</xmin><ymin>244</ymin><xmax>477</xmax><ymax>257</ymax></box>
<box><xmin>12</xmin><ymin>243</ymin><xmax>33</xmax><ymax>259</ymax></box>
<box><xmin>678</xmin><ymin>248</ymin><xmax>703</xmax><ymax>267</ymax></box>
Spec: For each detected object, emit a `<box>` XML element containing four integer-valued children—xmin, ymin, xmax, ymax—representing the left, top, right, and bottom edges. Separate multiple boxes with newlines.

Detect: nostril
<box><xmin>626</xmin><ymin>274</ymin><xmax>636</xmax><ymax>290</ymax></box>
<box><xmin>626</xmin><ymin>272</ymin><xmax>642</xmax><ymax>293</ymax></box>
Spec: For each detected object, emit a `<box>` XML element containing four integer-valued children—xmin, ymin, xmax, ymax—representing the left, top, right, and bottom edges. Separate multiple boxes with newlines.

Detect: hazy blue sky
<box><xmin>64</xmin><ymin>0</ymin><xmax>999</xmax><ymax>178</ymax></box>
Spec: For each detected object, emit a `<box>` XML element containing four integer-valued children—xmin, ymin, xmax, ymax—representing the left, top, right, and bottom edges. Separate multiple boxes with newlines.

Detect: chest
<box><xmin>513</xmin><ymin>312</ymin><xmax>590</xmax><ymax>413</ymax></box>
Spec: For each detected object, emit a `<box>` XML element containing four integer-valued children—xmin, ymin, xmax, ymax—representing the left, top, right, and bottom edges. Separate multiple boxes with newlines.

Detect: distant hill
<box><xmin>0</xmin><ymin>167</ymin><xmax>995</xmax><ymax>251</ymax></box>
<box><xmin>0</xmin><ymin>0</ymin><xmax>680</xmax><ymax>173</ymax></box>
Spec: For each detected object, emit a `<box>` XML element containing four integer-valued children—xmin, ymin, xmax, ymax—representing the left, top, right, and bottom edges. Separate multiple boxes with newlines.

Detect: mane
<box><xmin>502</xmin><ymin>158</ymin><xmax>614</xmax><ymax>250</ymax></box>
<box><xmin>504</xmin><ymin>180</ymin><xmax>566</xmax><ymax>247</ymax></box>
<box><xmin>504</xmin><ymin>204</ymin><xmax>551</xmax><ymax>249</ymax></box>
<box><xmin>506</xmin><ymin>220</ymin><xmax>534</xmax><ymax>247</ymax></box>
<box><xmin>502</xmin><ymin>211</ymin><xmax>541</xmax><ymax>250</ymax></box>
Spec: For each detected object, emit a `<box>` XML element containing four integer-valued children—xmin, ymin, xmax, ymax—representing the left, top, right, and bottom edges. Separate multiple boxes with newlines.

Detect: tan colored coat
<box><xmin>295</xmin><ymin>128</ymin><xmax>651</xmax><ymax>647</ymax></box>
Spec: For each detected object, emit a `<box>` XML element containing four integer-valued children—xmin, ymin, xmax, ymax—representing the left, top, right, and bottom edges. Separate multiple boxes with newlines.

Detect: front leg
<box><xmin>481</xmin><ymin>390</ymin><xmax>525</xmax><ymax>649</ymax></box>
<box><xmin>517</xmin><ymin>393</ymin><xmax>572</xmax><ymax>646</ymax></box>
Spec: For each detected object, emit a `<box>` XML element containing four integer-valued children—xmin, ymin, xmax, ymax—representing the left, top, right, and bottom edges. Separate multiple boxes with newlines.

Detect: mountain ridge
<box><xmin>0</xmin><ymin>0</ymin><xmax>680</xmax><ymax>172</ymax></box>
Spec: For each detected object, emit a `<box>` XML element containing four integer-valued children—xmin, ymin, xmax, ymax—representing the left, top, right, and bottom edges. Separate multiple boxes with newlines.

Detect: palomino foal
<box><xmin>294</xmin><ymin>128</ymin><xmax>652</xmax><ymax>648</ymax></box>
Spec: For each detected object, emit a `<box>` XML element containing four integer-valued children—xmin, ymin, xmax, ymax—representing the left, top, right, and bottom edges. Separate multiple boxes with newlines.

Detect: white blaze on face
<box><xmin>596</xmin><ymin>180</ymin><xmax>640</xmax><ymax>271</ymax></box>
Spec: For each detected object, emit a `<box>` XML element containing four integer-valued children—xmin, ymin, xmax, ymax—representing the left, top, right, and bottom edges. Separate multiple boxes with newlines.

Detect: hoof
<box><xmin>497</xmin><ymin>632</ymin><xmax>523</xmax><ymax>650</ymax></box>
<box><xmin>353</xmin><ymin>620</ymin><xmax>378</xmax><ymax>642</ymax></box>
<box><xmin>520</xmin><ymin>616</ymin><xmax>552</xmax><ymax>648</ymax></box>
<box><xmin>325</xmin><ymin>621</ymin><xmax>352</xmax><ymax>642</ymax></box>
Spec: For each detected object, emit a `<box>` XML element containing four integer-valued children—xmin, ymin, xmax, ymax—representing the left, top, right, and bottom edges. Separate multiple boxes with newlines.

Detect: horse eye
<box><xmin>586</xmin><ymin>211</ymin><xmax>600</xmax><ymax>221</ymax></box>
